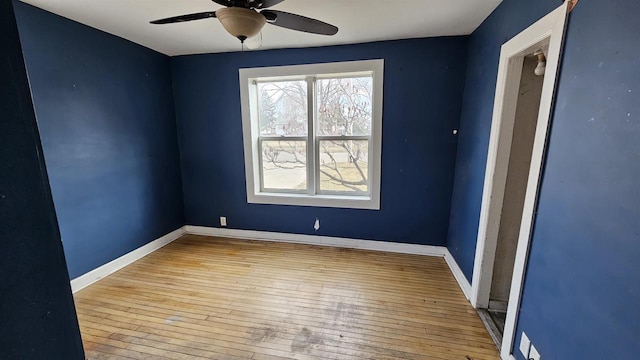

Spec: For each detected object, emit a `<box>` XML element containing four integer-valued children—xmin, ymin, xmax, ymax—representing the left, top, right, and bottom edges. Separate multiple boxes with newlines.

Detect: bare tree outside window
<box><xmin>257</xmin><ymin>76</ymin><xmax>373</xmax><ymax>193</ymax></box>
<box><xmin>317</xmin><ymin>77</ymin><xmax>372</xmax><ymax>192</ymax></box>
<box><xmin>258</xmin><ymin>80</ymin><xmax>307</xmax><ymax>137</ymax></box>
<box><xmin>317</xmin><ymin>77</ymin><xmax>372</xmax><ymax>137</ymax></box>
<box><xmin>258</xmin><ymin>80</ymin><xmax>307</xmax><ymax>191</ymax></box>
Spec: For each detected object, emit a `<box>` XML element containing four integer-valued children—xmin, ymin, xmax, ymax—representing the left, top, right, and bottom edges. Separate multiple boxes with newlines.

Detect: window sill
<box><xmin>247</xmin><ymin>192</ymin><xmax>380</xmax><ymax>210</ymax></box>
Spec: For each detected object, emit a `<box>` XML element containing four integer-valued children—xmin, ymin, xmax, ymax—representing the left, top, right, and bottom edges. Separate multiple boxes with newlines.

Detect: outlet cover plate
<box><xmin>220</xmin><ymin>216</ymin><xmax>227</xmax><ymax>227</ymax></box>
<box><xmin>519</xmin><ymin>332</ymin><xmax>531</xmax><ymax>358</ymax></box>
<box><xmin>529</xmin><ymin>344</ymin><xmax>541</xmax><ymax>360</ymax></box>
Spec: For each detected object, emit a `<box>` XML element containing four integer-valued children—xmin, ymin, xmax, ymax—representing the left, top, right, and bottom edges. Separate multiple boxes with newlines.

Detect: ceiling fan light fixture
<box><xmin>216</xmin><ymin>7</ymin><xmax>266</xmax><ymax>42</ymax></box>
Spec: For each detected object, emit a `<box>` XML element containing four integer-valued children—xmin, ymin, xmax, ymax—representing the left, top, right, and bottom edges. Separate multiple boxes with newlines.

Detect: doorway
<box><xmin>468</xmin><ymin>2</ymin><xmax>569</xmax><ymax>358</ymax></box>
<box><xmin>477</xmin><ymin>54</ymin><xmax>545</xmax><ymax>347</ymax></box>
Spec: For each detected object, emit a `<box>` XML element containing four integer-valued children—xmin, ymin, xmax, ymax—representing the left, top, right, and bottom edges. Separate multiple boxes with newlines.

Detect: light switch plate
<box><xmin>519</xmin><ymin>332</ymin><xmax>531</xmax><ymax>358</ymax></box>
<box><xmin>529</xmin><ymin>344</ymin><xmax>541</xmax><ymax>360</ymax></box>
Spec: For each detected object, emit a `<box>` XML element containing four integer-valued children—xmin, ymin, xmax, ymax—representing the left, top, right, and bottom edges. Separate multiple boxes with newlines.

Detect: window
<box><xmin>240</xmin><ymin>60</ymin><xmax>383</xmax><ymax>209</ymax></box>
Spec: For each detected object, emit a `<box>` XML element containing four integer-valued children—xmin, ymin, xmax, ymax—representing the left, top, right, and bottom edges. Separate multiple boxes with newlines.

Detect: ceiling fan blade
<box><xmin>150</xmin><ymin>11</ymin><xmax>217</xmax><ymax>24</ymax></box>
<box><xmin>257</xmin><ymin>0</ymin><xmax>286</xmax><ymax>9</ymax></box>
<box><xmin>211</xmin><ymin>0</ymin><xmax>232</xmax><ymax>6</ymax></box>
<box><xmin>211</xmin><ymin>0</ymin><xmax>283</xmax><ymax>9</ymax></box>
<box><xmin>261</xmin><ymin>10</ymin><xmax>338</xmax><ymax>35</ymax></box>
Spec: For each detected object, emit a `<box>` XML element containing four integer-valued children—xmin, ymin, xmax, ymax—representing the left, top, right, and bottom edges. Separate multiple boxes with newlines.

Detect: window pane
<box><xmin>258</xmin><ymin>81</ymin><xmax>307</xmax><ymax>136</ymax></box>
<box><xmin>261</xmin><ymin>140</ymin><xmax>307</xmax><ymax>190</ymax></box>
<box><xmin>317</xmin><ymin>77</ymin><xmax>373</xmax><ymax>136</ymax></box>
<box><xmin>319</xmin><ymin>140</ymin><xmax>368</xmax><ymax>192</ymax></box>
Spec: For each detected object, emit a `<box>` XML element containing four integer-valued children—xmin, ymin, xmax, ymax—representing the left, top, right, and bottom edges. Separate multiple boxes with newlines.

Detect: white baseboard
<box><xmin>444</xmin><ymin>248</ymin><xmax>472</xmax><ymax>300</ymax></box>
<box><xmin>70</xmin><ymin>227</ymin><xmax>186</xmax><ymax>293</ymax></box>
<box><xmin>184</xmin><ymin>225</ymin><xmax>446</xmax><ymax>257</ymax></box>
<box><xmin>70</xmin><ymin>225</ymin><xmax>473</xmax><ymax>304</ymax></box>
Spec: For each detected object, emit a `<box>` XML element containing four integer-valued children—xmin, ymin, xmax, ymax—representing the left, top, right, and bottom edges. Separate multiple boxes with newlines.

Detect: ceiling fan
<box><xmin>150</xmin><ymin>0</ymin><xmax>339</xmax><ymax>45</ymax></box>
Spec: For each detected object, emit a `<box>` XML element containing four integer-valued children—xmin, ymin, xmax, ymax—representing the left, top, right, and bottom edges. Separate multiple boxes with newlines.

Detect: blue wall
<box><xmin>14</xmin><ymin>1</ymin><xmax>639</xmax><ymax>357</ymax></box>
<box><xmin>447</xmin><ymin>0</ymin><xmax>560</xmax><ymax>281</ymax></box>
<box><xmin>14</xmin><ymin>2</ymin><xmax>185</xmax><ymax>279</ymax></box>
<box><xmin>0</xmin><ymin>0</ymin><xmax>83</xmax><ymax>357</ymax></box>
<box><xmin>448</xmin><ymin>0</ymin><xmax>640</xmax><ymax>358</ymax></box>
<box><xmin>172</xmin><ymin>38</ymin><xmax>468</xmax><ymax>245</ymax></box>
<box><xmin>514</xmin><ymin>1</ymin><xmax>640</xmax><ymax>358</ymax></box>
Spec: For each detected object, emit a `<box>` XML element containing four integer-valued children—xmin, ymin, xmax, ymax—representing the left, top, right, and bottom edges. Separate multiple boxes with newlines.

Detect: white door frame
<box><xmin>466</xmin><ymin>2</ymin><xmax>569</xmax><ymax>359</ymax></box>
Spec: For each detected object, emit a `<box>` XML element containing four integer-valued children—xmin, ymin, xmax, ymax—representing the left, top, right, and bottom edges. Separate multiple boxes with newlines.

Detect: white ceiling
<box><xmin>20</xmin><ymin>0</ymin><xmax>502</xmax><ymax>56</ymax></box>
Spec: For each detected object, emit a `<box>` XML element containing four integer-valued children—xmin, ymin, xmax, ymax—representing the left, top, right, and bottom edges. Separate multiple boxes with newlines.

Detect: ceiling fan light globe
<box><xmin>216</xmin><ymin>7</ymin><xmax>266</xmax><ymax>40</ymax></box>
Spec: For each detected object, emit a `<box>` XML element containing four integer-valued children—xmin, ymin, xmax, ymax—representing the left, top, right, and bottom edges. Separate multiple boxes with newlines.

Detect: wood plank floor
<box><xmin>74</xmin><ymin>235</ymin><xmax>499</xmax><ymax>360</ymax></box>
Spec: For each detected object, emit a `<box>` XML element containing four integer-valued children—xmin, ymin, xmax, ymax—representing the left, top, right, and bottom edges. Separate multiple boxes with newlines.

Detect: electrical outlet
<box><xmin>519</xmin><ymin>332</ymin><xmax>531</xmax><ymax>359</ymax></box>
<box><xmin>313</xmin><ymin>218</ymin><xmax>320</xmax><ymax>231</ymax></box>
<box><xmin>529</xmin><ymin>344</ymin><xmax>541</xmax><ymax>360</ymax></box>
<box><xmin>220</xmin><ymin>216</ymin><xmax>227</xmax><ymax>227</ymax></box>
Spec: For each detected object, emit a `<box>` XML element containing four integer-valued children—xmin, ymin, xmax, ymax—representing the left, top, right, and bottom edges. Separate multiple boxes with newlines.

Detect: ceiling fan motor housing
<box><xmin>216</xmin><ymin>7</ymin><xmax>266</xmax><ymax>41</ymax></box>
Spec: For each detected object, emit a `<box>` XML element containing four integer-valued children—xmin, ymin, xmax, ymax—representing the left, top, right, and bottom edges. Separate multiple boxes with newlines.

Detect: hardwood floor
<box><xmin>74</xmin><ymin>235</ymin><xmax>499</xmax><ymax>359</ymax></box>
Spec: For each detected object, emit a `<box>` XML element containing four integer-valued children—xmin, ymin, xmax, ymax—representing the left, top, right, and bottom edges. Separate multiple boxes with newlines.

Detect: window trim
<box><xmin>239</xmin><ymin>59</ymin><xmax>384</xmax><ymax>210</ymax></box>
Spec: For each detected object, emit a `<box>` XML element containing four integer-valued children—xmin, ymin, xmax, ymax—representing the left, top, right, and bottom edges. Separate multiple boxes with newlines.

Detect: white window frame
<box><xmin>239</xmin><ymin>59</ymin><xmax>384</xmax><ymax>210</ymax></box>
